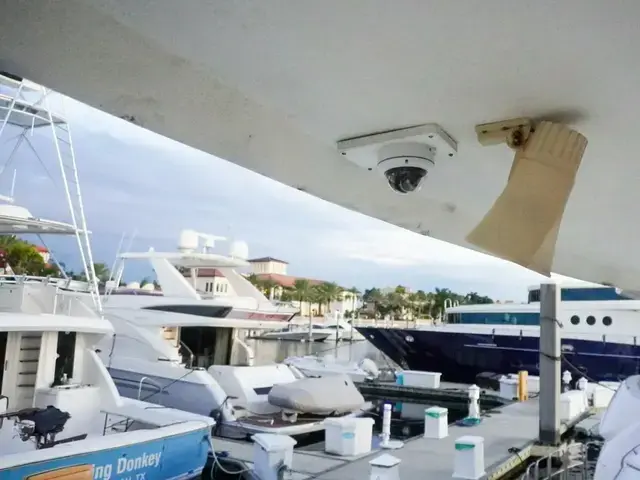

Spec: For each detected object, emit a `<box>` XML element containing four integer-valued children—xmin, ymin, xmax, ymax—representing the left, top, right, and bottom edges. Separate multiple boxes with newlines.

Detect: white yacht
<box><xmin>104</xmin><ymin>229</ymin><xmax>299</xmax><ymax>323</ymax></box>
<box><xmin>0</xmin><ymin>74</ymin><xmax>213</xmax><ymax>480</ymax></box>
<box><xmin>254</xmin><ymin>325</ymin><xmax>332</xmax><ymax>342</ymax></box>
<box><xmin>96</xmin><ymin>298</ymin><xmax>370</xmax><ymax>440</ymax></box>
<box><xmin>311</xmin><ymin>316</ymin><xmax>364</xmax><ymax>342</ymax></box>
<box><xmin>256</xmin><ymin>316</ymin><xmax>362</xmax><ymax>342</ymax></box>
<box><xmin>52</xmin><ymin>230</ymin><xmax>368</xmax><ymax>439</ymax></box>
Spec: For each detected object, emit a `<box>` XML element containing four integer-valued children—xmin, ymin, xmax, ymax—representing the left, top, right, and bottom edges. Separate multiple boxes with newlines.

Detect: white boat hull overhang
<box><xmin>3</xmin><ymin>1</ymin><xmax>640</xmax><ymax>287</ymax></box>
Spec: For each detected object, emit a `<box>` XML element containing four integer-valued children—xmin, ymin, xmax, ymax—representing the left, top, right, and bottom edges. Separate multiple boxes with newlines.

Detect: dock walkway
<box><xmin>213</xmin><ymin>398</ymin><xmax>575</xmax><ymax>479</ymax></box>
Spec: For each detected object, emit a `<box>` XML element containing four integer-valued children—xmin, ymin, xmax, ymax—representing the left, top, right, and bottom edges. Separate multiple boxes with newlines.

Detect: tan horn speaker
<box><xmin>467</xmin><ymin>121</ymin><xmax>588</xmax><ymax>275</ymax></box>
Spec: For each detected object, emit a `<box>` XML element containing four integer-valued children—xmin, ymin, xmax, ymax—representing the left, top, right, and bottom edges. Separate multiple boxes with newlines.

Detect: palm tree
<box><xmin>316</xmin><ymin>282</ymin><xmax>344</xmax><ymax>315</ymax></box>
<box><xmin>246</xmin><ymin>274</ymin><xmax>261</xmax><ymax>287</ymax></box>
<box><xmin>290</xmin><ymin>279</ymin><xmax>314</xmax><ymax>336</ymax></box>
<box><xmin>308</xmin><ymin>286</ymin><xmax>324</xmax><ymax>317</ymax></box>
<box><xmin>3</xmin><ymin>241</ymin><xmax>46</xmax><ymax>275</ymax></box>
<box><xmin>347</xmin><ymin>286</ymin><xmax>361</xmax><ymax>313</ymax></box>
<box><xmin>291</xmin><ymin>279</ymin><xmax>313</xmax><ymax>314</ymax></box>
<box><xmin>246</xmin><ymin>273</ymin><xmax>269</xmax><ymax>295</ymax></box>
<box><xmin>407</xmin><ymin>292</ymin><xmax>420</xmax><ymax>318</ymax></box>
<box><xmin>363</xmin><ymin>288</ymin><xmax>384</xmax><ymax>318</ymax></box>
<box><xmin>92</xmin><ymin>262</ymin><xmax>110</xmax><ymax>284</ymax></box>
<box><xmin>385</xmin><ymin>292</ymin><xmax>407</xmax><ymax>319</ymax></box>
<box><xmin>261</xmin><ymin>278</ymin><xmax>279</xmax><ymax>299</ymax></box>
<box><xmin>0</xmin><ymin>235</ymin><xmax>20</xmax><ymax>250</ymax></box>
<box><xmin>279</xmin><ymin>287</ymin><xmax>294</xmax><ymax>302</ymax></box>
<box><xmin>415</xmin><ymin>290</ymin><xmax>428</xmax><ymax>316</ymax></box>
<box><xmin>463</xmin><ymin>292</ymin><xmax>493</xmax><ymax>305</ymax></box>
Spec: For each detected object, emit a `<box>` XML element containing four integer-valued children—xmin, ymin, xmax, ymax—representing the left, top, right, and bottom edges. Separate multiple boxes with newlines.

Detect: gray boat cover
<box><xmin>268</xmin><ymin>374</ymin><xmax>365</xmax><ymax>415</ymax></box>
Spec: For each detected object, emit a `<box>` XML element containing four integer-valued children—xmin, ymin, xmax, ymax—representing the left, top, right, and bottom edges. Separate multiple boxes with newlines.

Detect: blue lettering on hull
<box><xmin>5</xmin><ymin>427</ymin><xmax>210</xmax><ymax>480</ymax></box>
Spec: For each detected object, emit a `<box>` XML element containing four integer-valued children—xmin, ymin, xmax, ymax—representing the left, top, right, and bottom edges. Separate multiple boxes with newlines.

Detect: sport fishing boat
<box><xmin>356</xmin><ymin>282</ymin><xmax>640</xmax><ymax>384</ymax></box>
<box><xmin>0</xmin><ymin>73</ymin><xmax>212</xmax><ymax>480</ymax></box>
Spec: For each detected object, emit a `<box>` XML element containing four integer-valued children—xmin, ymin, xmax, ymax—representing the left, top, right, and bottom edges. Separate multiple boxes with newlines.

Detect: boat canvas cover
<box><xmin>268</xmin><ymin>374</ymin><xmax>365</xmax><ymax>415</ymax></box>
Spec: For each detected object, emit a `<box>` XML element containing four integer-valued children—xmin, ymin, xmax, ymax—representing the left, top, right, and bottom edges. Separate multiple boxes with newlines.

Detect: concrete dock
<box><xmin>212</xmin><ymin>398</ymin><xmax>594</xmax><ymax>479</ymax></box>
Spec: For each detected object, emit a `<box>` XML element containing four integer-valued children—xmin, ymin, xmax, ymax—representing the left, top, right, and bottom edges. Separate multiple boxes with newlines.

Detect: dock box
<box><xmin>499</xmin><ymin>376</ymin><xmax>518</xmax><ymax>400</ymax></box>
<box><xmin>324</xmin><ymin>417</ymin><xmax>374</xmax><ymax>456</ymax></box>
<box><xmin>252</xmin><ymin>433</ymin><xmax>297</xmax><ymax>480</ymax></box>
<box><xmin>560</xmin><ymin>391</ymin><xmax>587</xmax><ymax>422</ymax></box>
<box><xmin>400</xmin><ymin>370</ymin><xmax>441</xmax><ymax>389</ymax></box>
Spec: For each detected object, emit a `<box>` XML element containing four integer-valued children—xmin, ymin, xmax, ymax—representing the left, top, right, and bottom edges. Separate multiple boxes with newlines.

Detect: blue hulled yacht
<box><xmin>356</xmin><ymin>283</ymin><xmax>640</xmax><ymax>383</ymax></box>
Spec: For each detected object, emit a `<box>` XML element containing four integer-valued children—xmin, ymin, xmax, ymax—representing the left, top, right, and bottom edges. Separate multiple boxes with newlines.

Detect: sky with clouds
<box><xmin>4</xmin><ymin>95</ymin><xmax>572</xmax><ymax>301</ymax></box>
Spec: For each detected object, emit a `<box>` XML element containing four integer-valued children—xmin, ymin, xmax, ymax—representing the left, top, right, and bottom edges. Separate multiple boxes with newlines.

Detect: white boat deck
<box><xmin>213</xmin><ymin>398</ymin><xmax>582</xmax><ymax>479</ymax></box>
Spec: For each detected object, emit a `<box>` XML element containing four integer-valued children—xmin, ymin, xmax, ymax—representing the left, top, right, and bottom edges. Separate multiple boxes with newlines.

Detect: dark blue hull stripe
<box><xmin>356</xmin><ymin>327</ymin><xmax>640</xmax><ymax>383</ymax></box>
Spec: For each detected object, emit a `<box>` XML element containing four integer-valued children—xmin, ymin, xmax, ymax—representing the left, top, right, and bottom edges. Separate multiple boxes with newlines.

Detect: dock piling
<box><xmin>423</xmin><ymin>406</ymin><xmax>448</xmax><ymax>439</ymax></box>
<box><xmin>369</xmin><ymin>454</ymin><xmax>401</xmax><ymax>480</ymax></box>
<box><xmin>453</xmin><ymin>435</ymin><xmax>485</xmax><ymax>480</ymax></box>
<box><xmin>539</xmin><ymin>282</ymin><xmax>561</xmax><ymax>446</ymax></box>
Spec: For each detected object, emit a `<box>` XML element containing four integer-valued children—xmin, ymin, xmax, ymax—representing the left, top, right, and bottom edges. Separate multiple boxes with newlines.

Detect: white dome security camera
<box><xmin>337</xmin><ymin>124</ymin><xmax>456</xmax><ymax>196</ymax></box>
<box><xmin>376</xmin><ymin>142</ymin><xmax>435</xmax><ymax>195</ymax></box>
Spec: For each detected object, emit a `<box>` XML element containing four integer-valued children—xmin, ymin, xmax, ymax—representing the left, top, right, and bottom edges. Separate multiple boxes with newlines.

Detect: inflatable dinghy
<box><xmin>268</xmin><ymin>374</ymin><xmax>365</xmax><ymax>415</ymax></box>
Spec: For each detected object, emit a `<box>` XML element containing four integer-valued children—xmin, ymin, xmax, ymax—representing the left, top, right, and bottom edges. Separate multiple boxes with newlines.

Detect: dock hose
<box><xmin>206</xmin><ymin>435</ymin><xmax>252</xmax><ymax>477</ymax></box>
<box><xmin>455</xmin><ymin>417</ymin><xmax>482</xmax><ymax>427</ymax></box>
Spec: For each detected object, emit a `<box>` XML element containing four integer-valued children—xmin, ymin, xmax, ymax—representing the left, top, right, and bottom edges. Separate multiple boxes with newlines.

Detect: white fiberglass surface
<box><xmin>3</xmin><ymin>2</ymin><xmax>640</xmax><ymax>287</ymax></box>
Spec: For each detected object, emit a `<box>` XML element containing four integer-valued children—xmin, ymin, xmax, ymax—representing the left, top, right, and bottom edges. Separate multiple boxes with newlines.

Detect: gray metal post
<box><xmin>539</xmin><ymin>282</ymin><xmax>561</xmax><ymax>445</ymax></box>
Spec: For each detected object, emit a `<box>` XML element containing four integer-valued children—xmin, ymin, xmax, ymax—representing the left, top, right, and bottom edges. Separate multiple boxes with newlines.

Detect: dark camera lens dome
<box><xmin>385</xmin><ymin>167</ymin><xmax>427</xmax><ymax>194</ymax></box>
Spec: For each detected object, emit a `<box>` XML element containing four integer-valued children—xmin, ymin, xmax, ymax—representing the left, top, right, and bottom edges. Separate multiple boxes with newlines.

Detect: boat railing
<box><xmin>52</xmin><ymin>289</ymin><xmax>98</xmax><ymax>318</ymax></box>
<box><xmin>519</xmin><ymin>441</ymin><xmax>598</xmax><ymax>479</ymax></box>
<box><xmin>179</xmin><ymin>341</ymin><xmax>196</xmax><ymax>369</ymax></box>
<box><xmin>137</xmin><ymin>376</ymin><xmax>163</xmax><ymax>401</ymax></box>
<box><xmin>0</xmin><ymin>274</ymin><xmax>93</xmax><ymax>291</ymax></box>
<box><xmin>232</xmin><ymin>331</ymin><xmax>255</xmax><ymax>366</ymax></box>
<box><xmin>0</xmin><ymin>276</ymin><xmax>99</xmax><ymax>317</ymax></box>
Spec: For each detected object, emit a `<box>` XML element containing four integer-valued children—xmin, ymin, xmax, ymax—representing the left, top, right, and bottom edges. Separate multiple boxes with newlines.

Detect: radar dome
<box><xmin>229</xmin><ymin>240</ymin><xmax>249</xmax><ymax>260</ymax></box>
<box><xmin>126</xmin><ymin>281</ymin><xmax>141</xmax><ymax>290</ymax></box>
<box><xmin>178</xmin><ymin>229</ymin><xmax>198</xmax><ymax>252</ymax></box>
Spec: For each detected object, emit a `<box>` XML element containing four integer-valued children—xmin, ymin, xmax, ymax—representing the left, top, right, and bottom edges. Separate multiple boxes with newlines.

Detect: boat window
<box><xmin>180</xmin><ymin>326</ymin><xmax>233</xmax><ymax>367</ymax></box>
<box><xmin>53</xmin><ymin>331</ymin><xmax>76</xmax><ymax>386</ymax></box>
<box><xmin>458</xmin><ymin>312</ymin><xmax>538</xmax><ymax>325</ymax></box>
<box><xmin>446</xmin><ymin>313</ymin><xmax>462</xmax><ymax>323</ymax></box>
<box><xmin>586</xmin><ymin>315</ymin><xmax>596</xmax><ymax>326</ymax></box>
<box><xmin>603</xmin><ymin>316</ymin><xmax>612</xmax><ymax>326</ymax></box>
<box><xmin>531</xmin><ymin>286</ymin><xmax>631</xmax><ymax>302</ymax></box>
<box><xmin>528</xmin><ymin>289</ymin><xmax>541</xmax><ymax>303</ymax></box>
<box><xmin>570</xmin><ymin>315</ymin><xmax>580</xmax><ymax>325</ymax></box>
<box><xmin>143</xmin><ymin>304</ymin><xmax>234</xmax><ymax>318</ymax></box>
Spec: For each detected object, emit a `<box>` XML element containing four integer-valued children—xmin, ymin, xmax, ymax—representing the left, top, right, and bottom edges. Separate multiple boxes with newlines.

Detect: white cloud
<box><xmin>63</xmin><ymin>96</ymin><xmax>186</xmax><ymax>153</ymax></box>
<box><xmin>321</xmin><ymin>226</ymin><xmax>517</xmax><ymax>267</ymax></box>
